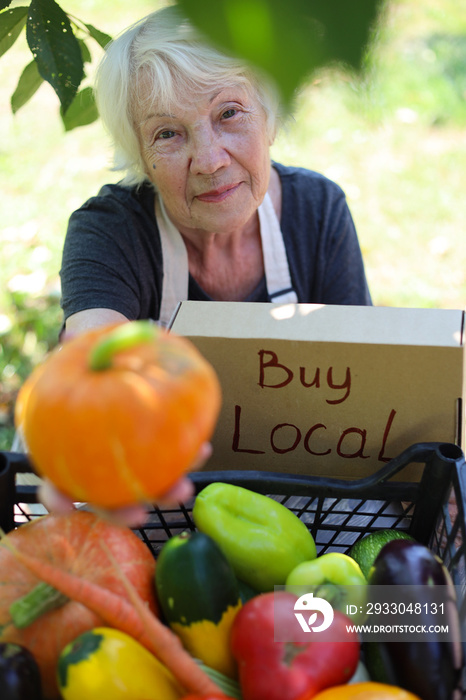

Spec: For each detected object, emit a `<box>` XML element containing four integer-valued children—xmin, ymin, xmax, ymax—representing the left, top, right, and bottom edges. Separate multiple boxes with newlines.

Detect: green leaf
<box><xmin>0</xmin><ymin>6</ymin><xmax>28</xmax><ymax>58</ymax></box>
<box><xmin>85</xmin><ymin>22</ymin><xmax>112</xmax><ymax>50</ymax></box>
<box><xmin>26</xmin><ymin>0</ymin><xmax>84</xmax><ymax>113</ymax></box>
<box><xmin>79</xmin><ymin>37</ymin><xmax>91</xmax><ymax>64</ymax></box>
<box><xmin>177</xmin><ymin>0</ymin><xmax>384</xmax><ymax>106</ymax></box>
<box><xmin>0</xmin><ymin>1</ymin><xmax>13</xmax><ymax>10</ymax></box>
<box><xmin>307</xmin><ymin>1</ymin><xmax>383</xmax><ymax>69</ymax></box>
<box><xmin>11</xmin><ymin>59</ymin><xmax>43</xmax><ymax>112</ymax></box>
<box><xmin>60</xmin><ymin>85</ymin><xmax>98</xmax><ymax>131</ymax></box>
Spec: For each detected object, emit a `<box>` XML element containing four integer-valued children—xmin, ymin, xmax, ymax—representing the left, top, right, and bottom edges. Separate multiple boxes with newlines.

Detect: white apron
<box><xmin>156</xmin><ymin>192</ymin><xmax>298</xmax><ymax>327</ymax></box>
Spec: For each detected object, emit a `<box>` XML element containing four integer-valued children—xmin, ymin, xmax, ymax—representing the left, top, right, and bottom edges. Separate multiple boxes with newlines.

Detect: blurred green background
<box><xmin>1</xmin><ymin>0</ymin><xmax>465</xmax><ymax>449</ymax></box>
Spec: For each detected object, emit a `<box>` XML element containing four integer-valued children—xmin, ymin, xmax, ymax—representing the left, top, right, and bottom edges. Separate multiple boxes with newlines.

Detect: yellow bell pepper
<box><xmin>57</xmin><ymin>627</ymin><xmax>185</xmax><ymax>700</ymax></box>
<box><xmin>286</xmin><ymin>552</ymin><xmax>367</xmax><ymax>621</ymax></box>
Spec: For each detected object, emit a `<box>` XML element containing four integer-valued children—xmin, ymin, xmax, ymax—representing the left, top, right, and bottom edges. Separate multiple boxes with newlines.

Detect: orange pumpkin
<box><xmin>311</xmin><ymin>681</ymin><xmax>422</xmax><ymax>699</ymax></box>
<box><xmin>0</xmin><ymin>510</ymin><xmax>158</xmax><ymax>700</ymax></box>
<box><xmin>15</xmin><ymin>321</ymin><xmax>221</xmax><ymax>508</ymax></box>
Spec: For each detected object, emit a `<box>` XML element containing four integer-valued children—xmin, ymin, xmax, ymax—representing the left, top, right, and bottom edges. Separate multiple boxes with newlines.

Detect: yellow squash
<box><xmin>57</xmin><ymin>627</ymin><xmax>185</xmax><ymax>700</ymax></box>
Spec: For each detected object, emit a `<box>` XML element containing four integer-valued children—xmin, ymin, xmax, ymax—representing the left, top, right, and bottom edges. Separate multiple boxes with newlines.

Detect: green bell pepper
<box><xmin>286</xmin><ymin>552</ymin><xmax>367</xmax><ymax>620</ymax></box>
<box><xmin>192</xmin><ymin>482</ymin><xmax>317</xmax><ymax>592</ymax></box>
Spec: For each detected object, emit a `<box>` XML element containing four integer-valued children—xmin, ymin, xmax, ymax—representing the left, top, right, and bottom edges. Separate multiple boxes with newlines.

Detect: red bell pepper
<box><xmin>230</xmin><ymin>591</ymin><xmax>360</xmax><ymax>700</ymax></box>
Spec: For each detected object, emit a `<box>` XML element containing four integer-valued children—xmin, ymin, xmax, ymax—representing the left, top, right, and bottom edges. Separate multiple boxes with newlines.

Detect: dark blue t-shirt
<box><xmin>60</xmin><ymin>162</ymin><xmax>371</xmax><ymax>322</ymax></box>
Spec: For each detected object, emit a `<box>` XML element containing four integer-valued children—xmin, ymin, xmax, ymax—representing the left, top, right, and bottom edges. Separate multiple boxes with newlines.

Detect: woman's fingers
<box><xmin>155</xmin><ymin>477</ymin><xmax>195</xmax><ymax>507</ymax></box>
<box><xmin>37</xmin><ymin>442</ymin><xmax>212</xmax><ymax>527</ymax></box>
<box><xmin>188</xmin><ymin>441</ymin><xmax>213</xmax><ymax>471</ymax></box>
<box><xmin>38</xmin><ymin>480</ymin><xmax>76</xmax><ymax>515</ymax></box>
<box><xmin>95</xmin><ymin>503</ymin><xmax>152</xmax><ymax>529</ymax></box>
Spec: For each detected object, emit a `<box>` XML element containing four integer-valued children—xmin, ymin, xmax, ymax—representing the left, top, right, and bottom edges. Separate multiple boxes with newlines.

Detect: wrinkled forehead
<box><xmin>132</xmin><ymin>61</ymin><xmax>258</xmax><ymax>119</ymax></box>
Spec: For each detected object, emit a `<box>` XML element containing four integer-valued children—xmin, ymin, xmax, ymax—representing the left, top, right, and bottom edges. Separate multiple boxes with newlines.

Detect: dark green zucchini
<box><xmin>155</xmin><ymin>531</ymin><xmax>242</xmax><ymax>678</ymax></box>
<box><xmin>237</xmin><ymin>578</ymin><xmax>260</xmax><ymax>604</ymax></box>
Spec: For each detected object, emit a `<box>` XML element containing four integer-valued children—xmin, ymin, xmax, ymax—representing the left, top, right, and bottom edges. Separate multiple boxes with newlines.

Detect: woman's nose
<box><xmin>189</xmin><ymin>127</ymin><xmax>230</xmax><ymax>174</ymax></box>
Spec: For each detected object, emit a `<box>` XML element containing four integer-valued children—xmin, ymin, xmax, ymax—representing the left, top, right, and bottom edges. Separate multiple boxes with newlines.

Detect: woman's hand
<box><xmin>38</xmin><ymin>443</ymin><xmax>212</xmax><ymax>528</ymax></box>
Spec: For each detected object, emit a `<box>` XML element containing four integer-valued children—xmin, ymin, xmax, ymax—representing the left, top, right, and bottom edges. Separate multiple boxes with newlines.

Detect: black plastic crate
<box><xmin>3</xmin><ymin>441</ymin><xmax>464</xmax><ymax>557</ymax></box>
<box><xmin>1</xmin><ymin>441</ymin><xmax>466</xmax><ymax>695</ymax></box>
<box><xmin>1</xmin><ymin>441</ymin><xmax>465</xmax><ymax>567</ymax></box>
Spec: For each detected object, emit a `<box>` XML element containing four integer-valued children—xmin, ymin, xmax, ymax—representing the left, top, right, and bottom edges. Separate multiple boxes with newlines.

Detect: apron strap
<box><xmin>156</xmin><ymin>196</ymin><xmax>189</xmax><ymax>327</ymax></box>
<box><xmin>156</xmin><ymin>188</ymin><xmax>298</xmax><ymax>325</ymax></box>
<box><xmin>258</xmin><ymin>193</ymin><xmax>298</xmax><ymax>304</ymax></box>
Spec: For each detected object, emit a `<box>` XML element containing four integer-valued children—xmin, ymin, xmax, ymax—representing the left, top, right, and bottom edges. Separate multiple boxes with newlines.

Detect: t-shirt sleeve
<box><xmin>316</xmin><ymin>189</ymin><xmax>372</xmax><ymax>306</ymax></box>
<box><xmin>279</xmin><ymin>166</ymin><xmax>372</xmax><ymax>306</ymax></box>
<box><xmin>59</xmin><ymin>186</ymin><xmax>161</xmax><ymax>322</ymax></box>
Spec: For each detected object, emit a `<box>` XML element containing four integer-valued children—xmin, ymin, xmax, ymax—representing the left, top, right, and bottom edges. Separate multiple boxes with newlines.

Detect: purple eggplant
<box><xmin>0</xmin><ymin>642</ymin><xmax>42</xmax><ymax>700</ymax></box>
<box><xmin>367</xmin><ymin>540</ymin><xmax>463</xmax><ymax>700</ymax></box>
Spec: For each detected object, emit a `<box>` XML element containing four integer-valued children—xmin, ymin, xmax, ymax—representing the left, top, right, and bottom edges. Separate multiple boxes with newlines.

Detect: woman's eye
<box><xmin>222</xmin><ymin>108</ymin><xmax>237</xmax><ymax>119</ymax></box>
<box><xmin>158</xmin><ymin>130</ymin><xmax>175</xmax><ymax>140</ymax></box>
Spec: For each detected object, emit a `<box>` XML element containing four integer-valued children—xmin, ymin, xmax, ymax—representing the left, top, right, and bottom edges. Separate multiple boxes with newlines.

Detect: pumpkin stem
<box><xmin>10</xmin><ymin>581</ymin><xmax>69</xmax><ymax>628</ymax></box>
<box><xmin>88</xmin><ymin>321</ymin><xmax>158</xmax><ymax>371</ymax></box>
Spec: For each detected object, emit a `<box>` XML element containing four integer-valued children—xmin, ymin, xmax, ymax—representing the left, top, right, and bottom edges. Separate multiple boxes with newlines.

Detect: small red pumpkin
<box><xmin>15</xmin><ymin>321</ymin><xmax>221</xmax><ymax>508</ymax></box>
<box><xmin>0</xmin><ymin>510</ymin><xmax>157</xmax><ymax>700</ymax></box>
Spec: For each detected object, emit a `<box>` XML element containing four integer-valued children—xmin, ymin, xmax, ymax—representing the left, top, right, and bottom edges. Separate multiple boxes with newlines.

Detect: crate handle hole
<box><xmin>438</xmin><ymin>443</ymin><xmax>463</xmax><ymax>461</ymax></box>
<box><xmin>0</xmin><ymin>453</ymin><xmax>9</xmax><ymax>477</ymax></box>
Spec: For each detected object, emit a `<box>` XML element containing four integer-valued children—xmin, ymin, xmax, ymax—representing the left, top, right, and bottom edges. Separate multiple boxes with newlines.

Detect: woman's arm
<box><xmin>38</xmin><ymin>444</ymin><xmax>212</xmax><ymax>527</ymax></box>
<box><xmin>63</xmin><ymin>308</ymin><xmax>129</xmax><ymax>339</ymax></box>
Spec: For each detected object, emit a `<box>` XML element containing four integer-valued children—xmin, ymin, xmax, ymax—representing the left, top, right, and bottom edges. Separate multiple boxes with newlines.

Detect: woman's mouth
<box><xmin>195</xmin><ymin>182</ymin><xmax>241</xmax><ymax>203</ymax></box>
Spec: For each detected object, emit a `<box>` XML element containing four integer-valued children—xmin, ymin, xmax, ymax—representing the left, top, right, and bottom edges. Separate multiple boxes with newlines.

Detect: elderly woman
<box><xmin>43</xmin><ymin>6</ymin><xmax>372</xmax><ymax>521</ymax></box>
<box><xmin>60</xmin><ymin>5</ymin><xmax>371</xmax><ymax>338</ymax></box>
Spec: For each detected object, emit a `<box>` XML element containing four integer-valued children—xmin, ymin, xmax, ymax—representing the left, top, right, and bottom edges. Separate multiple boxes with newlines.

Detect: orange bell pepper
<box><xmin>311</xmin><ymin>681</ymin><xmax>422</xmax><ymax>699</ymax></box>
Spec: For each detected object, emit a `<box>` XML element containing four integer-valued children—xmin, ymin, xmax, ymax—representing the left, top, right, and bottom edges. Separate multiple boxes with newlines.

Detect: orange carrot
<box><xmin>0</xmin><ymin>536</ymin><xmax>221</xmax><ymax>696</ymax></box>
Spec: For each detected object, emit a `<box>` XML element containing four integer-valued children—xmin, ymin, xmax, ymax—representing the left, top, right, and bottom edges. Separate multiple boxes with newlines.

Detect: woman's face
<box><xmin>135</xmin><ymin>80</ymin><xmax>274</xmax><ymax>238</ymax></box>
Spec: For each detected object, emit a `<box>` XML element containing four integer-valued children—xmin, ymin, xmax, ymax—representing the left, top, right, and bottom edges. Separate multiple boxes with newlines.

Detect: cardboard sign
<box><xmin>170</xmin><ymin>302</ymin><xmax>465</xmax><ymax>480</ymax></box>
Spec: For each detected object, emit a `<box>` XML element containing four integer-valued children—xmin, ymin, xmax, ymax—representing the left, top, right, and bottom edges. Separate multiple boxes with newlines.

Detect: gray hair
<box><xmin>94</xmin><ymin>6</ymin><xmax>281</xmax><ymax>187</ymax></box>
